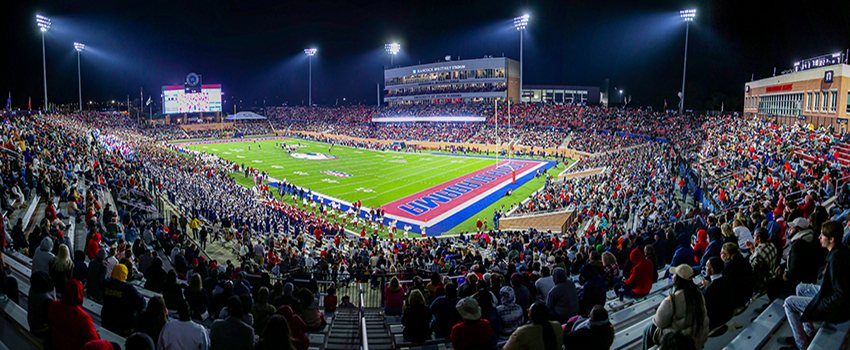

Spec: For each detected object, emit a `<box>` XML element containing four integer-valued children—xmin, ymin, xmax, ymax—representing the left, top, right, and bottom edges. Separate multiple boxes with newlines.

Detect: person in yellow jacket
<box><xmin>189</xmin><ymin>217</ymin><xmax>201</xmax><ymax>240</ymax></box>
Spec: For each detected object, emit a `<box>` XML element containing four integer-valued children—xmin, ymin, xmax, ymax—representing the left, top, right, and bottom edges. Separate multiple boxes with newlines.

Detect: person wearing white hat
<box><xmin>450</xmin><ymin>297</ymin><xmax>493</xmax><ymax>350</ymax></box>
<box><xmin>642</xmin><ymin>264</ymin><xmax>709</xmax><ymax>350</ymax></box>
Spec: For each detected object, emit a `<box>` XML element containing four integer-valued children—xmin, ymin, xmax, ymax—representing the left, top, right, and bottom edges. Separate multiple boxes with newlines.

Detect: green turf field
<box><xmin>178</xmin><ymin>137</ymin><xmax>573</xmax><ymax>235</ymax></box>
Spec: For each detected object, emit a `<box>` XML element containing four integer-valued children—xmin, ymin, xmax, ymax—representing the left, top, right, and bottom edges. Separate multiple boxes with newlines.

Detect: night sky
<box><xmin>2</xmin><ymin>0</ymin><xmax>848</xmax><ymax>112</ymax></box>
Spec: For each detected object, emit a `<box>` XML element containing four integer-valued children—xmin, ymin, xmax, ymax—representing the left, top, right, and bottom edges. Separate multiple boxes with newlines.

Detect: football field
<box><xmin>174</xmin><ymin>136</ymin><xmax>559</xmax><ymax>235</ymax></box>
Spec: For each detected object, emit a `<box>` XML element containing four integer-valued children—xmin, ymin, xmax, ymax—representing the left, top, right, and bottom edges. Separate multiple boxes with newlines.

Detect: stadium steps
<box><xmin>323</xmin><ymin>308</ymin><xmax>360</xmax><ymax>350</ymax></box>
<box><xmin>363</xmin><ymin>309</ymin><xmax>394</xmax><ymax>350</ymax></box>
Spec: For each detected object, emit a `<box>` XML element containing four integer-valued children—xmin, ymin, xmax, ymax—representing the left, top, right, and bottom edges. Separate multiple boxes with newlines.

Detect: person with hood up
<box><xmin>618</xmin><ymin>249</ymin><xmax>653</xmax><ymax>298</ymax></box>
<box><xmin>48</xmin><ymin>279</ymin><xmax>100</xmax><ymax>350</ymax></box>
<box><xmin>578</xmin><ymin>264</ymin><xmax>607</xmax><ymax>316</ymax></box>
<box><xmin>87</xmin><ymin>249</ymin><xmax>108</xmax><ymax>302</ymax></box>
<box><xmin>33</xmin><ymin>236</ymin><xmax>55</xmax><ymax>274</ymax></box>
<box><xmin>27</xmin><ymin>271</ymin><xmax>54</xmax><ymax>339</ymax></box>
<box><xmin>276</xmin><ymin>305</ymin><xmax>309</xmax><ymax>350</ymax></box>
<box><xmin>671</xmin><ymin>232</ymin><xmax>696</xmax><ymax>268</ymax></box>
<box><xmin>547</xmin><ymin>267</ymin><xmax>579</xmax><ymax>322</ymax></box>
<box><xmin>86</xmin><ymin>233</ymin><xmax>101</xmax><ymax>260</ymax></box>
<box><xmin>496</xmin><ymin>286</ymin><xmax>524</xmax><ymax>340</ymax></box>
<box><xmin>693</xmin><ymin>229</ymin><xmax>709</xmax><ymax>260</ymax></box>
<box><xmin>102</xmin><ymin>264</ymin><xmax>146</xmax><ymax>336</ymax></box>
<box><xmin>430</xmin><ymin>283</ymin><xmax>461</xmax><ymax>339</ymax></box>
<box><xmin>49</xmin><ymin>244</ymin><xmax>74</xmax><ymax>294</ymax></box>
<box><xmin>699</xmin><ymin>226</ymin><xmax>725</xmax><ymax>268</ymax></box>
<box><xmin>143</xmin><ymin>258</ymin><xmax>166</xmax><ymax>293</ymax></box>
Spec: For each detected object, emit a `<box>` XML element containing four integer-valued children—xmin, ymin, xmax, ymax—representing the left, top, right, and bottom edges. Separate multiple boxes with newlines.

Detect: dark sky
<box><xmin>2</xmin><ymin>0</ymin><xmax>848</xmax><ymax>112</ymax></box>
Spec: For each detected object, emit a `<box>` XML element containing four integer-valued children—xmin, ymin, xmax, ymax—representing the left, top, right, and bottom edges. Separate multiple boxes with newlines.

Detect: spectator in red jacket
<box><xmin>48</xmin><ymin>279</ymin><xmax>100</xmax><ymax>350</ymax></box>
<box><xmin>617</xmin><ymin>249</ymin><xmax>653</xmax><ymax>298</ymax></box>
<box><xmin>86</xmin><ymin>233</ymin><xmax>101</xmax><ymax>260</ymax></box>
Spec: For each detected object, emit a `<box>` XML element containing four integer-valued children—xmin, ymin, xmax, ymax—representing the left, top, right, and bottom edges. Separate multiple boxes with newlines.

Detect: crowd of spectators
<box><xmin>1</xmin><ymin>107</ymin><xmax>849</xmax><ymax>350</ymax></box>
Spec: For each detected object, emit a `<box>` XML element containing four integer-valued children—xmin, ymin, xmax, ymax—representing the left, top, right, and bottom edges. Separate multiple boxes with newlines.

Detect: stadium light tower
<box><xmin>679</xmin><ymin>9</ymin><xmax>696</xmax><ymax>114</ymax></box>
<box><xmin>75</xmin><ymin>42</ymin><xmax>85</xmax><ymax>111</ymax></box>
<box><xmin>514</xmin><ymin>14</ymin><xmax>529</xmax><ymax>102</ymax></box>
<box><xmin>304</xmin><ymin>48</ymin><xmax>317</xmax><ymax>106</ymax></box>
<box><xmin>37</xmin><ymin>14</ymin><xmax>51</xmax><ymax>111</ymax></box>
<box><xmin>385</xmin><ymin>43</ymin><xmax>401</xmax><ymax>66</ymax></box>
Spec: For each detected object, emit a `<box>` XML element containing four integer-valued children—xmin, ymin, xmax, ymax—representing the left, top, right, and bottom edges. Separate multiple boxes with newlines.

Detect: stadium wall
<box><xmin>180</xmin><ymin>123</ymin><xmax>234</xmax><ymax>131</ymax></box>
<box><xmin>499</xmin><ymin>209</ymin><xmax>575</xmax><ymax>233</ymax></box>
<box><xmin>280</xmin><ymin>130</ymin><xmax>594</xmax><ymax>160</ymax></box>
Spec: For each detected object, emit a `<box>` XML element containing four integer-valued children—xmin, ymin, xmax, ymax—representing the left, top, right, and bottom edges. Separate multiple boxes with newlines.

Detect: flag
<box><xmin>146</xmin><ymin>96</ymin><xmax>152</xmax><ymax>106</ymax></box>
<box><xmin>664</xmin><ymin>100</ymin><xmax>667</xmax><ymax>109</ymax></box>
<box><xmin>5</xmin><ymin>92</ymin><xmax>9</xmax><ymax>110</ymax></box>
<box><xmin>28</xmin><ymin>97</ymin><xmax>31</xmax><ymax>110</ymax></box>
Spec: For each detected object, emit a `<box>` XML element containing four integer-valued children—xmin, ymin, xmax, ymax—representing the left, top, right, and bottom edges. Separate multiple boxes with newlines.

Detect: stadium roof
<box><xmin>224</xmin><ymin>111</ymin><xmax>267</xmax><ymax>120</ymax></box>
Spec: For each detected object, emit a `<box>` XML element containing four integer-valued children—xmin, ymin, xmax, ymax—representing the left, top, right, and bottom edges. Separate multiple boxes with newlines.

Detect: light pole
<box><xmin>74</xmin><ymin>42</ymin><xmax>85</xmax><ymax>111</ymax></box>
<box><xmin>37</xmin><ymin>14</ymin><xmax>51</xmax><ymax>111</ymax></box>
<box><xmin>679</xmin><ymin>9</ymin><xmax>696</xmax><ymax>115</ymax></box>
<box><xmin>304</xmin><ymin>48</ymin><xmax>317</xmax><ymax>106</ymax></box>
<box><xmin>513</xmin><ymin>14</ymin><xmax>529</xmax><ymax>102</ymax></box>
<box><xmin>385</xmin><ymin>43</ymin><xmax>400</xmax><ymax>66</ymax></box>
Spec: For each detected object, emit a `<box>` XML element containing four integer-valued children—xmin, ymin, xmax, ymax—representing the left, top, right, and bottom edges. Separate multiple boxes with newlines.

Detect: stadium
<box><xmin>1</xmin><ymin>3</ymin><xmax>850</xmax><ymax>350</ymax></box>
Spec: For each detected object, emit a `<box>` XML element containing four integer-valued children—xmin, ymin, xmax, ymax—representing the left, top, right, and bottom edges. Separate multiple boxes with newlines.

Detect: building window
<box><xmin>831</xmin><ymin>91</ymin><xmax>837</xmax><ymax>113</ymax></box>
<box><xmin>813</xmin><ymin>91</ymin><xmax>819</xmax><ymax>112</ymax></box>
<box><xmin>806</xmin><ymin>92</ymin><xmax>811</xmax><ymax>111</ymax></box>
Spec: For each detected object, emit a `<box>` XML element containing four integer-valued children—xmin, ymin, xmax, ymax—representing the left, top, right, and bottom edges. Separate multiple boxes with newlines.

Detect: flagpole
<box><xmin>495</xmin><ymin>99</ymin><xmax>498</xmax><ymax>166</ymax></box>
<box><xmin>508</xmin><ymin>98</ymin><xmax>511</xmax><ymax>162</ymax></box>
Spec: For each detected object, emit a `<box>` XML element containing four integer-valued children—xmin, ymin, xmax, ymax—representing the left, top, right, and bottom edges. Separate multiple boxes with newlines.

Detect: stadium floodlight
<box><xmin>37</xmin><ymin>14</ymin><xmax>51</xmax><ymax>111</ymax></box>
<box><xmin>304</xmin><ymin>48</ymin><xmax>317</xmax><ymax>106</ymax></box>
<box><xmin>75</xmin><ymin>43</ymin><xmax>85</xmax><ymax>111</ymax></box>
<box><xmin>514</xmin><ymin>14</ymin><xmax>530</xmax><ymax>101</ymax></box>
<box><xmin>679</xmin><ymin>9</ymin><xmax>696</xmax><ymax>114</ymax></box>
<box><xmin>513</xmin><ymin>14</ymin><xmax>529</xmax><ymax>30</ymax></box>
<box><xmin>36</xmin><ymin>14</ymin><xmax>51</xmax><ymax>31</ymax></box>
<box><xmin>385</xmin><ymin>43</ymin><xmax>401</xmax><ymax>66</ymax></box>
<box><xmin>680</xmin><ymin>9</ymin><xmax>696</xmax><ymax>21</ymax></box>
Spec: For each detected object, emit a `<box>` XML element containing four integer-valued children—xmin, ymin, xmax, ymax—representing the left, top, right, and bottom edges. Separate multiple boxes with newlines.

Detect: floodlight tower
<box><xmin>75</xmin><ymin>42</ymin><xmax>85</xmax><ymax>111</ymax></box>
<box><xmin>513</xmin><ymin>14</ymin><xmax>529</xmax><ymax>101</ymax></box>
<box><xmin>385</xmin><ymin>43</ymin><xmax>401</xmax><ymax>66</ymax></box>
<box><xmin>304</xmin><ymin>48</ymin><xmax>317</xmax><ymax>106</ymax></box>
<box><xmin>679</xmin><ymin>9</ymin><xmax>696</xmax><ymax>114</ymax></box>
<box><xmin>37</xmin><ymin>14</ymin><xmax>51</xmax><ymax>111</ymax></box>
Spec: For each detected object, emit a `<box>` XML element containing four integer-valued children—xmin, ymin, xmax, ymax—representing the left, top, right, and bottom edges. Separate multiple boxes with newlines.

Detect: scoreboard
<box><xmin>162</xmin><ymin>85</ymin><xmax>222</xmax><ymax>114</ymax></box>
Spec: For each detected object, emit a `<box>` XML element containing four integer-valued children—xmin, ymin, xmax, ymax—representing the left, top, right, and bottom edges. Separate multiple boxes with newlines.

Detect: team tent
<box><xmin>224</xmin><ymin>111</ymin><xmax>267</xmax><ymax>121</ymax></box>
